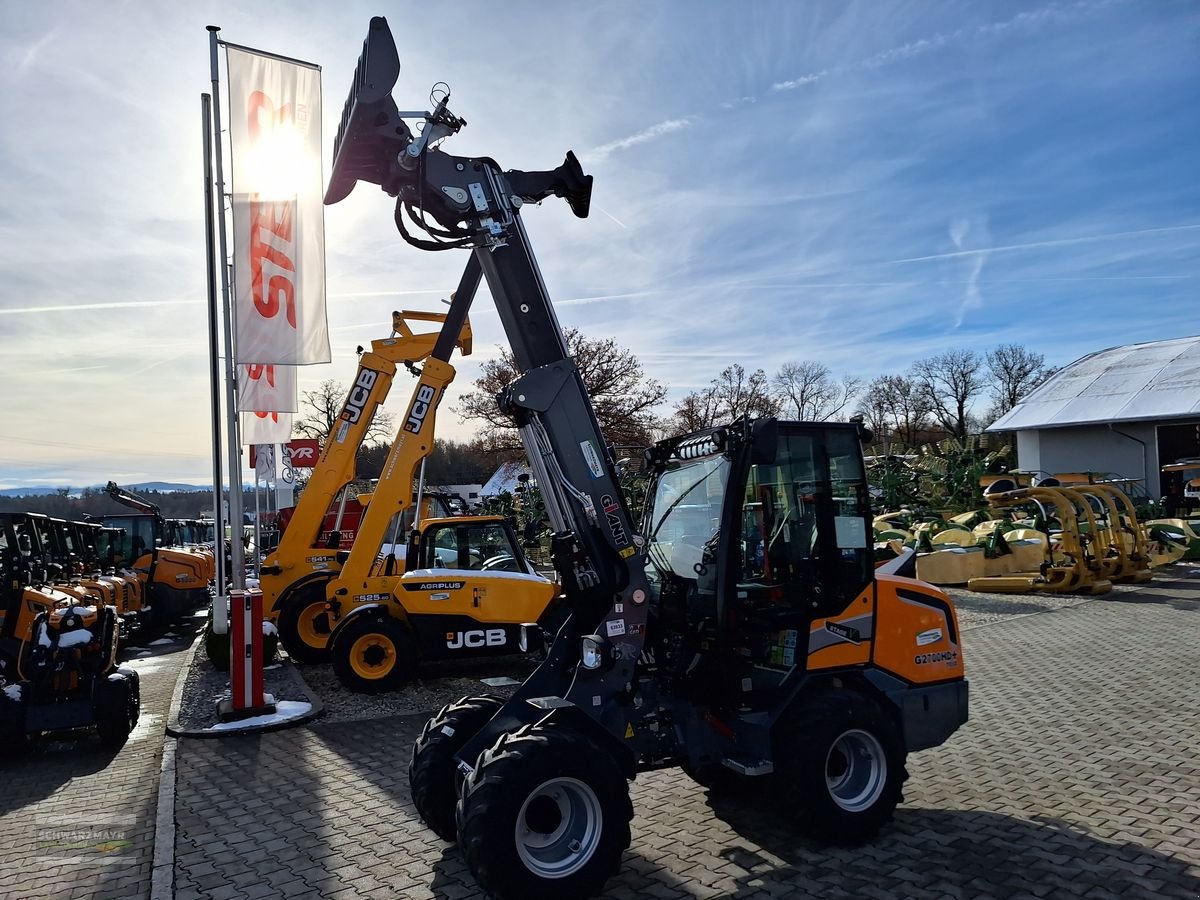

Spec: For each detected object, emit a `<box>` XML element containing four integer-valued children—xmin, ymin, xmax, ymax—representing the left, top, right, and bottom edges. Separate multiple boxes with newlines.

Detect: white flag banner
<box><xmin>227</xmin><ymin>46</ymin><xmax>330</xmax><ymax>366</ymax></box>
<box><xmin>239</xmin><ymin>363</ymin><xmax>298</xmax><ymax>412</ymax></box>
<box><xmin>241</xmin><ymin>410</ymin><xmax>294</xmax><ymax>446</ymax></box>
<box><xmin>276</xmin><ymin>457</ymin><xmax>296</xmax><ymax>508</ymax></box>
<box><xmin>254</xmin><ymin>443</ymin><xmax>276</xmax><ymax>482</ymax></box>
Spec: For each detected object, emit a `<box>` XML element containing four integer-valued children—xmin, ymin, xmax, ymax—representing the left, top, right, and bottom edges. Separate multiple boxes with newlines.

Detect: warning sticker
<box><xmin>580</xmin><ymin>440</ymin><xmax>604</xmax><ymax>478</ymax></box>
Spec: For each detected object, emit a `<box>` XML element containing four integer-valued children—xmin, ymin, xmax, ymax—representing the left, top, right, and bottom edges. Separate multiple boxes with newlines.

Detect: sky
<box><xmin>1</xmin><ymin>0</ymin><xmax>1197</xmax><ymax>490</ymax></box>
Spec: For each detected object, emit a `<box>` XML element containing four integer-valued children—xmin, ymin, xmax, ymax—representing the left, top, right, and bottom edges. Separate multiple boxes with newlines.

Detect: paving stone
<box><xmin>165</xmin><ymin>569</ymin><xmax>1200</xmax><ymax>899</ymax></box>
<box><xmin>0</xmin><ymin>630</ymin><xmax>199</xmax><ymax>900</ymax></box>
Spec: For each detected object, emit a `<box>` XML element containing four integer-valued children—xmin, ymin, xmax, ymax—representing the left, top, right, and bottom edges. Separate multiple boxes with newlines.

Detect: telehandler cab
<box><xmin>327</xmin><ymin>18</ymin><xmax>968</xmax><ymax>898</ymax></box>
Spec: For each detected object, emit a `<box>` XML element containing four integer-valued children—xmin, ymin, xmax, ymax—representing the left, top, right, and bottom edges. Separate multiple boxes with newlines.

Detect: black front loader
<box><xmin>325</xmin><ymin>17</ymin><xmax>652</xmax><ymax>772</ymax></box>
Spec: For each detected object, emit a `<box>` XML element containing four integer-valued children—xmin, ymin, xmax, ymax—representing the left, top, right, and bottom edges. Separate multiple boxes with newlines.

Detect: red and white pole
<box><xmin>219</xmin><ymin>588</ymin><xmax>276</xmax><ymax>721</ymax></box>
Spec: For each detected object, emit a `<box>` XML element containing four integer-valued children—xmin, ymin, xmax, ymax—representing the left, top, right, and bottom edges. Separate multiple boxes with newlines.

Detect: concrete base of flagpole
<box><xmin>216</xmin><ymin>692</ymin><xmax>277</xmax><ymax>723</ymax></box>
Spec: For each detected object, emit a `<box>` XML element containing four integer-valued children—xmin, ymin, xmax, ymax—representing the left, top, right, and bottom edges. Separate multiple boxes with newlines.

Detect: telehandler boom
<box><xmin>259</xmin><ymin>308</ymin><xmax>472</xmax><ymax>661</ymax></box>
<box><xmin>326</xmin><ymin>18</ymin><xmax>969</xmax><ymax>898</ymax></box>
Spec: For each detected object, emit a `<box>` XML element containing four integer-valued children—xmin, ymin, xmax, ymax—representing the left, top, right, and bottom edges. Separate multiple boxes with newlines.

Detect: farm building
<box><xmin>988</xmin><ymin>335</ymin><xmax>1200</xmax><ymax>502</ymax></box>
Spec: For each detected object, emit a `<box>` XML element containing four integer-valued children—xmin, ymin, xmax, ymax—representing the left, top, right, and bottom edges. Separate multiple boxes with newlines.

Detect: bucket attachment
<box><xmin>326</xmin><ymin>16</ymin><xmax>406</xmax><ymax>205</ymax></box>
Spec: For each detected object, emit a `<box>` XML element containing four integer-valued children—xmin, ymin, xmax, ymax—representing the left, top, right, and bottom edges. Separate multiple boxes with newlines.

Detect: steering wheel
<box><xmin>480</xmin><ymin>554</ymin><xmax>520</xmax><ymax>572</ymax></box>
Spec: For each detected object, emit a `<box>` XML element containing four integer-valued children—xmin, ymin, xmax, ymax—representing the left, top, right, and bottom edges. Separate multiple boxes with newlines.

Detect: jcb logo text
<box><xmin>405</xmin><ymin>384</ymin><xmax>437</xmax><ymax>434</ymax></box>
<box><xmin>446</xmin><ymin>629</ymin><xmax>506</xmax><ymax>650</ymax></box>
<box><xmin>342</xmin><ymin>368</ymin><xmax>378</xmax><ymax>424</ymax></box>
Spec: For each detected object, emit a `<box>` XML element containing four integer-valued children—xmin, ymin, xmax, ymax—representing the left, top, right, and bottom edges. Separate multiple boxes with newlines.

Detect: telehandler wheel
<box><xmin>277</xmin><ymin>589</ymin><xmax>334</xmax><ymax>664</ymax></box>
<box><xmin>0</xmin><ymin>683</ymin><xmax>31</xmax><ymax>756</ymax></box>
<box><xmin>330</xmin><ymin>615</ymin><xmax>416</xmax><ymax>694</ymax></box>
<box><xmin>95</xmin><ymin>669</ymin><xmax>139</xmax><ymax>749</ymax></box>
<box><xmin>409</xmin><ymin>694</ymin><xmax>504</xmax><ymax>841</ymax></box>
<box><xmin>773</xmin><ymin>689</ymin><xmax>906</xmax><ymax>844</ymax></box>
<box><xmin>456</xmin><ymin>724</ymin><xmax>632</xmax><ymax>900</ymax></box>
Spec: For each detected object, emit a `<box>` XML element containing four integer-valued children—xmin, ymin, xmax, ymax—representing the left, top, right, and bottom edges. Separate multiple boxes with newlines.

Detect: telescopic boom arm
<box><xmin>104</xmin><ymin>482</ymin><xmax>161</xmax><ymax>519</ymax></box>
<box><xmin>326</xmin><ymin>16</ymin><xmax>648</xmax><ymax>761</ymax></box>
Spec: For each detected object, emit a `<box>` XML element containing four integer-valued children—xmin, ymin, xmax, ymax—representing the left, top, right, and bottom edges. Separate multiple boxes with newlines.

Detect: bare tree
<box><xmin>457</xmin><ymin>329</ymin><xmax>667</xmax><ymax>453</ymax></box>
<box><xmin>910</xmin><ymin>349</ymin><xmax>985</xmax><ymax>439</ymax></box>
<box><xmin>859</xmin><ymin>375</ymin><xmax>933</xmax><ymax>447</ymax></box>
<box><xmin>985</xmin><ymin>344</ymin><xmax>1056</xmax><ymax>421</ymax></box>
<box><xmin>670</xmin><ymin>390</ymin><xmax>722</xmax><ymax>435</ymax></box>
<box><xmin>293</xmin><ymin>379</ymin><xmax>395</xmax><ymax>445</ymax></box>
<box><xmin>669</xmin><ymin>364</ymin><xmax>780</xmax><ymax>434</ymax></box>
<box><xmin>773</xmin><ymin>361</ymin><xmax>862</xmax><ymax>421</ymax></box>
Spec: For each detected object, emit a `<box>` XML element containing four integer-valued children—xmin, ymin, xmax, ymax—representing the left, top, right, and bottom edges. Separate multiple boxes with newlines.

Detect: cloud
<box><xmin>587</xmin><ymin>117</ymin><xmax>694</xmax><ymax>161</ymax></box>
<box><xmin>0</xmin><ymin>300</ymin><xmax>194</xmax><ymax>316</ymax></box>
<box><xmin>770</xmin><ymin>0</ymin><xmax>1120</xmax><ymax>94</ymax></box>
<box><xmin>16</xmin><ymin>29</ymin><xmax>56</xmax><ymax>72</ymax></box>
<box><xmin>881</xmin><ymin>223</ymin><xmax>1200</xmax><ymax>265</ymax></box>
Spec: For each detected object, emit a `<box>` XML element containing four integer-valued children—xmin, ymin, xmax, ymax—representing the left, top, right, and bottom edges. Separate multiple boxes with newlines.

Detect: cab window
<box><xmin>421</xmin><ymin>523</ymin><xmax>517</xmax><ymax>571</ymax></box>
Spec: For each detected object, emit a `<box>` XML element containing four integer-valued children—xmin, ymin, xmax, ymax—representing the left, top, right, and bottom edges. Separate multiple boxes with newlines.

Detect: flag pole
<box><xmin>208</xmin><ymin>24</ymin><xmax>246</xmax><ymax>592</ymax></box>
<box><xmin>253</xmin><ymin>462</ymin><xmax>262</xmax><ymax>573</ymax></box>
<box><xmin>201</xmin><ymin>92</ymin><xmax>227</xmax><ymax>602</ymax></box>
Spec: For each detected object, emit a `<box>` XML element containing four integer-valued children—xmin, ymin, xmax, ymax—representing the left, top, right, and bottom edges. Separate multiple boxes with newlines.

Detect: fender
<box><xmin>330</xmin><ymin>602</ymin><xmax>387</xmax><ymax>636</ymax></box>
<box><xmin>272</xmin><ymin>571</ymin><xmax>336</xmax><ymax>618</ymax></box>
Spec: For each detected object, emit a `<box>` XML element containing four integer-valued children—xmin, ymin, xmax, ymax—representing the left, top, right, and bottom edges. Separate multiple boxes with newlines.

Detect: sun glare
<box><xmin>241</xmin><ymin>123</ymin><xmax>313</xmax><ymax>201</ymax></box>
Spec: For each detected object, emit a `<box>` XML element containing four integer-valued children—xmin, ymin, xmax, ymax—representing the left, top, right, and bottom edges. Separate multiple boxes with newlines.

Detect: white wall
<box><xmin>1013</xmin><ymin>423</ymin><xmax>1160</xmax><ymax>495</ymax></box>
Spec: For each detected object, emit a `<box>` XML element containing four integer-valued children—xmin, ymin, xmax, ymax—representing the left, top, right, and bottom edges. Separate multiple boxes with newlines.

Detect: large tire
<box><xmin>0</xmin><ymin>683</ymin><xmax>30</xmax><ymax>756</ymax></box>
<box><xmin>457</xmin><ymin>724</ymin><xmax>632</xmax><ymax>900</ymax></box>
<box><xmin>410</xmin><ymin>694</ymin><xmax>505</xmax><ymax>841</ymax></box>
<box><xmin>329</xmin><ymin>614</ymin><xmax>416</xmax><ymax>694</ymax></box>
<box><xmin>277</xmin><ymin>587</ymin><xmax>334</xmax><ymax>664</ymax></box>
<box><xmin>772</xmin><ymin>689</ymin><xmax>906</xmax><ymax>844</ymax></box>
<box><xmin>94</xmin><ymin>671</ymin><xmax>138</xmax><ymax>748</ymax></box>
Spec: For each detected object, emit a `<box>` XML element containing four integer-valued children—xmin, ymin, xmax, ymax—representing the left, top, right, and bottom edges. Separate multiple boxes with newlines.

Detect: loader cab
<box><xmin>102</xmin><ymin>515</ymin><xmax>158</xmax><ymax>564</ymax></box>
<box><xmin>412</xmin><ymin>515</ymin><xmax>534</xmax><ymax>574</ymax></box>
<box><xmin>48</xmin><ymin>518</ymin><xmax>84</xmax><ymax>574</ymax></box>
<box><xmin>643</xmin><ymin>419</ymin><xmax>874</xmax><ymax>699</ymax></box>
<box><xmin>96</xmin><ymin>527</ymin><xmax>126</xmax><ymax>568</ymax></box>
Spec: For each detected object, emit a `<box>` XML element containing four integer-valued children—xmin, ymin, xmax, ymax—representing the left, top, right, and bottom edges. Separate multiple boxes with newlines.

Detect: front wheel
<box><xmin>409</xmin><ymin>694</ymin><xmax>504</xmax><ymax>841</ymax></box>
<box><xmin>457</xmin><ymin>724</ymin><xmax>632</xmax><ymax>900</ymax></box>
<box><xmin>772</xmin><ymin>689</ymin><xmax>906</xmax><ymax>844</ymax></box>
<box><xmin>277</xmin><ymin>588</ymin><xmax>334</xmax><ymax>664</ymax></box>
<box><xmin>329</xmin><ymin>614</ymin><xmax>416</xmax><ymax>694</ymax></box>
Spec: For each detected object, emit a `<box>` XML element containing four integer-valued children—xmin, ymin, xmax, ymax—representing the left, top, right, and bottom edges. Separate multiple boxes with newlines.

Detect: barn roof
<box><xmin>988</xmin><ymin>335</ymin><xmax>1200</xmax><ymax>431</ymax></box>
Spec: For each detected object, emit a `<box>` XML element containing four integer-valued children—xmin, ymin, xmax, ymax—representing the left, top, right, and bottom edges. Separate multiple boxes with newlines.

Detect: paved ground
<box><xmin>170</xmin><ymin>567</ymin><xmax>1200</xmax><ymax>900</ymax></box>
<box><xmin>0</xmin><ymin>620</ymin><xmax>200</xmax><ymax>900</ymax></box>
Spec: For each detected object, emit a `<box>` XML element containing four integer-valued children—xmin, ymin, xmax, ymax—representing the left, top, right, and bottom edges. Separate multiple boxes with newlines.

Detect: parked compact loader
<box><xmin>101</xmin><ymin>482</ymin><xmax>212</xmax><ymax>623</ymax></box>
<box><xmin>0</xmin><ymin>520</ymin><xmax>140</xmax><ymax>751</ymax></box>
<box><xmin>326</xmin><ymin>19</ymin><xmax>969</xmax><ymax>897</ymax></box>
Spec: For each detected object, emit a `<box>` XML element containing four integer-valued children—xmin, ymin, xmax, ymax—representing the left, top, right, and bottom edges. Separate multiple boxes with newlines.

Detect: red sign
<box><xmin>285</xmin><ymin>439</ymin><xmax>320</xmax><ymax>468</ymax></box>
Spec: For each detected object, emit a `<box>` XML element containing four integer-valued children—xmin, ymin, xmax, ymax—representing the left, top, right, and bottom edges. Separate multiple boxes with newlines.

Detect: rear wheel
<box><xmin>409</xmin><ymin>694</ymin><xmax>504</xmax><ymax>841</ymax></box>
<box><xmin>0</xmin><ymin>683</ymin><xmax>30</xmax><ymax>756</ymax></box>
<box><xmin>330</xmin><ymin>614</ymin><xmax>415</xmax><ymax>693</ymax></box>
<box><xmin>95</xmin><ymin>670</ymin><xmax>138</xmax><ymax>748</ymax></box>
<box><xmin>457</xmin><ymin>724</ymin><xmax>631</xmax><ymax>900</ymax></box>
<box><xmin>277</xmin><ymin>587</ymin><xmax>333</xmax><ymax>664</ymax></box>
<box><xmin>772</xmin><ymin>689</ymin><xmax>906</xmax><ymax>844</ymax></box>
